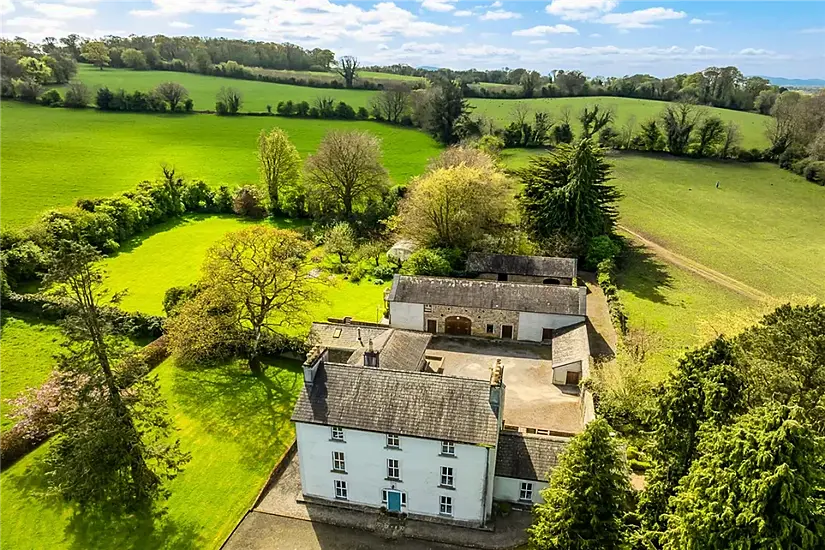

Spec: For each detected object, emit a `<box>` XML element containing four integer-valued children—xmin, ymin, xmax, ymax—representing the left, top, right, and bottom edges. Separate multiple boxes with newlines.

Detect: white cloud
<box><xmin>130</xmin><ymin>0</ymin><xmax>247</xmax><ymax>17</ymax></box>
<box><xmin>693</xmin><ymin>45</ymin><xmax>716</xmax><ymax>54</ymax></box>
<box><xmin>420</xmin><ymin>0</ymin><xmax>455</xmax><ymax>13</ymax></box>
<box><xmin>215</xmin><ymin>27</ymin><xmax>239</xmax><ymax>33</ymax></box>
<box><xmin>513</xmin><ymin>24</ymin><xmax>577</xmax><ymax>36</ymax></box>
<box><xmin>490</xmin><ymin>0</ymin><xmax>502</xmax><ymax>7</ymax></box>
<box><xmin>1</xmin><ymin>0</ymin><xmax>14</xmax><ymax>16</ymax></box>
<box><xmin>456</xmin><ymin>44</ymin><xmax>516</xmax><ymax>57</ymax></box>
<box><xmin>738</xmin><ymin>48</ymin><xmax>775</xmax><ymax>56</ymax></box>
<box><xmin>169</xmin><ymin>21</ymin><xmax>193</xmax><ymax>28</ymax></box>
<box><xmin>377</xmin><ymin>43</ymin><xmax>389</xmax><ymax>50</ymax></box>
<box><xmin>23</xmin><ymin>1</ymin><xmax>95</xmax><ymax>18</ymax></box>
<box><xmin>91</xmin><ymin>29</ymin><xmax>127</xmax><ymax>37</ymax></box>
<box><xmin>589</xmin><ymin>33</ymin><xmax>601</xmax><ymax>38</ymax></box>
<box><xmin>529</xmin><ymin>39</ymin><xmax>549</xmax><ymax>45</ymax></box>
<box><xmin>800</xmin><ymin>27</ymin><xmax>825</xmax><ymax>34</ymax></box>
<box><xmin>479</xmin><ymin>9</ymin><xmax>521</xmax><ymax>21</ymax></box>
<box><xmin>397</xmin><ymin>41</ymin><xmax>447</xmax><ymax>55</ymax></box>
<box><xmin>454</xmin><ymin>9</ymin><xmax>472</xmax><ymax>17</ymax></box>
<box><xmin>546</xmin><ymin>0</ymin><xmax>617</xmax><ymax>21</ymax></box>
<box><xmin>2</xmin><ymin>15</ymin><xmax>66</xmax><ymax>40</ymax></box>
<box><xmin>599</xmin><ymin>7</ymin><xmax>686</xmax><ymax>29</ymax></box>
<box><xmin>690</xmin><ymin>18</ymin><xmax>711</xmax><ymax>25</ymax></box>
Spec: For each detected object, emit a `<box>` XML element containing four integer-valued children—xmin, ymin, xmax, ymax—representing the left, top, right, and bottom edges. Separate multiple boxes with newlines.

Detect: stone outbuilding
<box><xmin>466</xmin><ymin>253</ymin><xmax>577</xmax><ymax>286</ymax></box>
<box><xmin>386</xmin><ymin>275</ymin><xmax>587</xmax><ymax>344</ymax></box>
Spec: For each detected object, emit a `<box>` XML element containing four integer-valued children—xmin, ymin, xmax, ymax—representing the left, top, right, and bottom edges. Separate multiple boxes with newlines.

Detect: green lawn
<box><xmin>251</xmin><ymin>67</ymin><xmax>425</xmax><ymax>87</ymax></box>
<box><xmin>0</xmin><ymin>356</ymin><xmax>302</xmax><ymax>549</ymax></box>
<box><xmin>101</xmin><ymin>214</ymin><xmax>389</xmax><ymax>324</ymax></box>
<box><xmin>69</xmin><ymin>65</ymin><xmax>380</xmax><ymax>112</ymax></box>
<box><xmin>503</xmin><ymin>149</ymin><xmax>825</xmax><ymax>301</ymax></box>
<box><xmin>0</xmin><ymin>101</ymin><xmax>441</xmax><ymax>229</ymax></box>
<box><xmin>0</xmin><ymin>311</ymin><xmax>65</xmax><ymax>432</ymax></box>
<box><xmin>471</xmin><ymin>96</ymin><xmax>771</xmax><ymax>149</ymax></box>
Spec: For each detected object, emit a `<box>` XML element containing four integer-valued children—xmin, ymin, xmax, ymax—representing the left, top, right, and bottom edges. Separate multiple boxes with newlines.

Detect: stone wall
<box><xmin>426</xmin><ymin>304</ymin><xmax>520</xmax><ymax>339</ymax></box>
<box><xmin>476</xmin><ymin>273</ymin><xmax>573</xmax><ymax>286</ymax></box>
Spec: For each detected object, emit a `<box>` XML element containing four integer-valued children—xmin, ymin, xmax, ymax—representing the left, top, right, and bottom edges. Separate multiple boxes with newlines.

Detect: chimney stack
<box><xmin>489</xmin><ymin>359</ymin><xmax>505</xmax><ymax>421</ymax></box>
<box><xmin>302</xmin><ymin>346</ymin><xmax>328</xmax><ymax>389</ymax></box>
<box><xmin>364</xmin><ymin>338</ymin><xmax>379</xmax><ymax>368</ymax></box>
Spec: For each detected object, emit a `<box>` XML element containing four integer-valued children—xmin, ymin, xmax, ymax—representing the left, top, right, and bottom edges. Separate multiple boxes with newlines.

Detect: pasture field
<box><xmin>0</xmin><ymin>312</ymin><xmax>65</xmax><ymax>432</ymax></box>
<box><xmin>0</xmin><ymin>356</ymin><xmax>302</xmax><ymax>550</ymax></box>
<box><xmin>503</xmin><ymin>149</ymin><xmax>825</xmax><ymax>301</ymax></box>
<box><xmin>0</xmin><ymin>101</ymin><xmax>441</xmax><ymax>229</ymax></box>
<box><xmin>471</xmin><ymin>96</ymin><xmax>771</xmax><ymax>149</ymax></box>
<box><xmin>68</xmin><ymin>65</ymin><xmax>379</xmax><ymax>111</ymax></box>
<box><xmin>251</xmin><ymin>66</ymin><xmax>425</xmax><ymax>86</ymax></box>
<box><xmin>101</xmin><ymin>214</ymin><xmax>389</xmax><ymax>322</ymax></box>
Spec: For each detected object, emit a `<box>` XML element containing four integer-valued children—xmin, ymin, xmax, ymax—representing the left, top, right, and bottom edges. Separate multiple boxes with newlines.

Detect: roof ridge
<box><xmin>323</xmin><ymin>361</ymin><xmax>492</xmax><ymax>387</ymax></box>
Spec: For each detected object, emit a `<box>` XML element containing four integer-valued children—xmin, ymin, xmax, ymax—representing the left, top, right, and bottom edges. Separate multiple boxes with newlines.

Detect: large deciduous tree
<box><xmin>201</xmin><ymin>227</ymin><xmax>322</xmax><ymax>374</ymax></box>
<box><xmin>303</xmin><ymin>130</ymin><xmax>389</xmax><ymax>219</ymax></box>
<box><xmin>369</xmin><ymin>85</ymin><xmax>411</xmax><ymax>123</ymax></box>
<box><xmin>398</xmin><ymin>148</ymin><xmax>513</xmax><ymax>250</ymax></box>
<box><xmin>664</xmin><ymin>404</ymin><xmax>825</xmax><ymax>549</ymax></box>
<box><xmin>81</xmin><ymin>41</ymin><xmax>110</xmax><ymax>70</ymax></box>
<box><xmin>257</xmin><ymin>127</ymin><xmax>301</xmax><ymax>212</ymax></box>
<box><xmin>43</xmin><ymin>241</ymin><xmax>188</xmax><ymax>512</ymax></box>
<box><xmin>529</xmin><ymin>418</ymin><xmax>631</xmax><ymax>550</ymax></box>
<box><xmin>693</xmin><ymin>115</ymin><xmax>726</xmax><ymax>157</ymax></box>
<box><xmin>154</xmin><ymin>81</ymin><xmax>188</xmax><ymax>111</ymax></box>
<box><xmin>121</xmin><ymin>48</ymin><xmax>147</xmax><ymax>70</ymax></box>
<box><xmin>518</xmin><ymin>138</ymin><xmax>620</xmax><ymax>256</ymax></box>
<box><xmin>335</xmin><ymin>55</ymin><xmax>359</xmax><ymax>88</ymax></box>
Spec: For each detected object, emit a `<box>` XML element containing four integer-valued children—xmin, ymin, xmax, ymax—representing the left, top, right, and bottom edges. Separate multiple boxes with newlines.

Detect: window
<box><xmin>331</xmin><ymin>426</ymin><xmax>345</xmax><ymax>441</ymax></box>
<box><xmin>332</xmin><ymin>451</ymin><xmax>346</xmax><ymax>472</ymax></box>
<box><xmin>441</xmin><ymin>441</ymin><xmax>455</xmax><ymax>456</ymax></box>
<box><xmin>440</xmin><ymin>466</ymin><xmax>454</xmax><ymax>488</ymax></box>
<box><xmin>334</xmin><ymin>480</ymin><xmax>348</xmax><ymax>500</ymax></box>
<box><xmin>382</xmin><ymin>490</ymin><xmax>407</xmax><ymax>506</ymax></box>
<box><xmin>386</xmin><ymin>458</ymin><xmax>400</xmax><ymax>480</ymax></box>
<box><xmin>424</xmin><ymin>304</ymin><xmax>433</xmax><ymax>313</ymax></box>
<box><xmin>386</xmin><ymin>433</ymin><xmax>400</xmax><ymax>448</ymax></box>
<box><xmin>333</xmin><ymin>327</ymin><xmax>342</xmax><ymax>338</ymax></box>
<box><xmin>497</xmin><ymin>273</ymin><xmax>508</xmax><ymax>281</ymax></box>
<box><xmin>439</xmin><ymin>495</ymin><xmax>453</xmax><ymax>516</ymax></box>
<box><xmin>519</xmin><ymin>482</ymin><xmax>533</xmax><ymax>502</ymax></box>
<box><xmin>486</xmin><ymin>323</ymin><xmax>494</xmax><ymax>334</ymax></box>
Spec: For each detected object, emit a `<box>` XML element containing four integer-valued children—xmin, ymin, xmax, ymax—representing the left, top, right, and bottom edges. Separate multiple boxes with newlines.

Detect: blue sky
<box><xmin>2</xmin><ymin>1</ymin><xmax>824</xmax><ymax>78</ymax></box>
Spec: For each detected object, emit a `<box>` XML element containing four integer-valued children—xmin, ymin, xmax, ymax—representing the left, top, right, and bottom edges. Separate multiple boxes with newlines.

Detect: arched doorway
<box><xmin>445</xmin><ymin>316</ymin><xmax>472</xmax><ymax>336</ymax></box>
<box><xmin>543</xmin><ymin>278</ymin><xmax>561</xmax><ymax>285</ymax></box>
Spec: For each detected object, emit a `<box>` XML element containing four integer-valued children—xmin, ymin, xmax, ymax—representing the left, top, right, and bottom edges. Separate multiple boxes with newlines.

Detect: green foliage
<box><xmin>529</xmin><ymin>419</ymin><xmax>631</xmax><ymax>550</ymax></box>
<box><xmin>257</xmin><ymin>127</ymin><xmax>301</xmax><ymax>212</ymax></box>
<box><xmin>518</xmin><ymin>139</ymin><xmax>620</xmax><ymax>256</ymax></box>
<box><xmin>664</xmin><ymin>404</ymin><xmax>825</xmax><ymax>549</ymax></box>
<box><xmin>216</xmin><ymin>86</ymin><xmax>242</xmax><ymax>115</ymax></box>
<box><xmin>232</xmin><ymin>185</ymin><xmax>267</xmax><ymax>219</ymax></box>
<box><xmin>39</xmin><ymin>88</ymin><xmax>62</xmax><ymax>106</ymax></box>
<box><xmin>121</xmin><ymin>48</ymin><xmax>147</xmax><ymax>70</ymax></box>
<box><xmin>661</xmin><ymin>103</ymin><xmax>700</xmax><ymax>156</ymax></box>
<box><xmin>62</xmin><ymin>80</ymin><xmax>90</xmax><ymax>107</ymax></box>
<box><xmin>693</xmin><ymin>115</ymin><xmax>726</xmax><ymax>157</ymax></box>
<box><xmin>162</xmin><ymin>284</ymin><xmax>200</xmax><ymax>316</ymax></box>
<box><xmin>552</xmin><ymin>122</ymin><xmax>574</xmax><ymax>144</ymax></box>
<box><xmin>80</xmin><ymin>41</ymin><xmax>110</xmax><ymax>70</ymax></box>
<box><xmin>324</xmin><ymin>222</ymin><xmax>356</xmax><ymax>263</ymax></box>
<box><xmin>17</xmin><ymin>56</ymin><xmax>52</xmax><ymax>83</ymax></box>
<box><xmin>586</xmin><ymin>235</ymin><xmax>621</xmax><ymax>270</ymax></box>
<box><xmin>476</xmin><ymin>134</ymin><xmax>505</xmax><ymax>157</ymax></box>
<box><xmin>401</xmin><ymin>249</ymin><xmax>451</xmax><ymax>276</ymax></box>
<box><xmin>424</xmin><ymin>79</ymin><xmax>471</xmax><ymax>145</ymax></box>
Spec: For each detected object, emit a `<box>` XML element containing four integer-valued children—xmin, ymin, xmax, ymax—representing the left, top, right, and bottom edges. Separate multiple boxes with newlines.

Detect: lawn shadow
<box><xmin>2</xmin><ymin>453</ymin><xmax>200</xmax><ymax>550</ymax></box>
<box><xmin>616</xmin><ymin>241</ymin><xmax>673</xmax><ymax>304</ymax></box>
<box><xmin>170</xmin><ymin>357</ymin><xmax>303</xmax><ymax>470</ymax></box>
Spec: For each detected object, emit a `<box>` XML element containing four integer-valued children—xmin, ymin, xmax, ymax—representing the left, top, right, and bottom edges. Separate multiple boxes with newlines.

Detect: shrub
<box><xmin>39</xmin><ymin>88</ymin><xmax>62</xmax><ymax>106</ymax></box>
<box><xmin>232</xmin><ymin>185</ymin><xmax>267</xmax><ymax>218</ymax></box>
<box><xmin>13</xmin><ymin>78</ymin><xmax>42</xmax><ymax>102</ymax></box>
<box><xmin>778</xmin><ymin>146</ymin><xmax>805</xmax><ymax>169</ymax></box>
<box><xmin>401</xmin><ymin>249</ymin><xmax>451</xmax><ymax>276</ymax></box>
<box><xmin>348</xmin><ymin>263</ymin><xmax>366</xmax><ymax>282</ymax></box>
<box><xmin>95</xmin><ymin>86</ymin><xmax>114</xmax><ymax>109</ymax></box>
<box><xmin>214</xmin><ymin>185</ymin><xmax>234</xmax><ymax>213</ymax></box>
<box><xmin>335</xmin><ymin>101</ymin><xmax>356</xmax><ymax>119</ymax></box>
<box><xmin>476</xmin><ymin>134</ymin><xmax>505</xmax><ymax>157</ymax></box>
<box><xmin>296</xmin><ymin>101</ymin><xmax>310</xmax><ymax>116</ymax></box>
<box><xmin>804</xmin><ymin>161</ymin><xmax>825</xmax><ymax>185</ymax></box>
<box><xmin>356</xmin><ymin>106</ymin><xmax>369</xmax><ymax>120</ymax></box>
<box><xmin>184</xmin><ymin>98</ymin><xmax>194</xmax><ymax>112</ymax></box>
<box><xmin>277</xmin><ymin>100</ymin><xmax>295</xmax><ymax>116</ymax></box>
<box><xmin>372</xmin><ymin>264</ymin><xmax>395</xmax><ymax>280</ymax></box>
<box><xmin>163</xmin><ymin>284</ymin><xmax>200</xmax><ymax>316</ymax></box>
<box><xmin>63</xmin><ymin>81</ymin><xmax>90</xmax><ymax>108</ymax></box>
<box><xmin>585</xmin><ymin>235</ymin><xmax>621</xmax><ymax>270</ymax></box>
<box><xmin>215</xmin><ymin>100</ymin><xmax>228</xmax><ymax>115</ymax></box>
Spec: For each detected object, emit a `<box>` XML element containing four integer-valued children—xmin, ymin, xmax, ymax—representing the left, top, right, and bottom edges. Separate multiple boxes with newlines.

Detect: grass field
<box><xmin>101</xmin><ymin>214</ymin><xmax>389</xmax><ymax>323</ymax></box>
<box><xmin>0</xmin><ymin>356</ymin><xmax>302</xmax><ymax>549</ymax></box>
<box><xmin>503</xmin><ymin>149</ymin><xmax>825</xmax><ymax>301</ymax></box>
<box><xmin>251</xmin><ymin>66</ymin><xmax>425</xmax><ymax>87</ymax></box>
<box><xmin>0</xmin><ymin>101</ymin><xmax>441</xmax><ymax>229</ymax></box>
<box><xmin>472</xmin><ymin>96</ymin><xmax>771</xmax><ymax>149</ymax></box>
<box><xmin>0</xmin><ymin>312</ymin><xmax>66</xmax><ymax>432</ymax></box>
<box><xmin>69</xmin><ymin>65</ymin><xmax>380</xmax><ymax>112</ymax></box>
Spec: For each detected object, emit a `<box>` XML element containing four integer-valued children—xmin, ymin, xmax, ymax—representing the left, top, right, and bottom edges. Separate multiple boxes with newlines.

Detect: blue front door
<box><xmin>387</xmin><ymin>490</ymin><xmax>402</xmax><ymax>512</ymax></box>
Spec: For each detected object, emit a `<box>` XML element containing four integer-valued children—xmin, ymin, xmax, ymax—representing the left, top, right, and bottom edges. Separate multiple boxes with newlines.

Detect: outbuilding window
<box><xmin>439</xmin><ymin>495</ymin><xmax>453</xmax><ymax>516</ymax></box>
<box><xmin>519</xmin><ymin>482</ymin><xmax>533</xmax><ymax>502</ymax></box>
<box><xmin>332</xmin><ymin>451</ymin><xmax>346</xmax><ymax>472</ymax></box>
<box><xmin>334</xmin><ymin>480</ymin><xmax>348</xmax><ymax>500</ymax></box>
<box><xmin>440</xmin><ymin>466</ymin><xmax>454</xmax><ymax>488</ymax></box>
<box><xmin>331</xmin><ymin>426</ymin><xmax>345</xmax><ymax>441</ymax></box>
<box><xmin>386</xmin><ymin>433</ymin><xmax>400</xmax><ymax>448</ymax></box>
<box><xmin>387</xmin><ymin>458</ymin><xmax>400</xmax><ymax>480</ymax></box>
<box><xmin>441</xmin><ymin>441</ymin><xmax>455</xmax><ymax>456</ymax></box>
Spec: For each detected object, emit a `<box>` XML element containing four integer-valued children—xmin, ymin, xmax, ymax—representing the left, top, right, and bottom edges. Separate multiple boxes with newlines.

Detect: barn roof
<box><xmin>466</xmin><ymin>253</ymin><xmax>577</xmax><ymax>280</ymax></box>
<box><xmin>495</xmin><ymin>432</ymin><xmax>569</xmax><ymax>481</ymax></box>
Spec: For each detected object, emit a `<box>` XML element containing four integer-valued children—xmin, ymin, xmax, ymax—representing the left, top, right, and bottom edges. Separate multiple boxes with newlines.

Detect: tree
<box><xmin>369</xmin><ymin>85</ymin><xmax>411</xmax><ymax>123</ymax></box>
<box><xmin>154</xmin><ymin>82</ymin><xmax>188</xmax><ymax>111</ymax></box>
<box><xmin>520</xmin><ymin>70</ymin><xmax>541</xmax><ymax>98</ymax></box>
<box><xmin>335</xmin><ymin>55</ymin><xmax>359</xmax><ymax>88</ymax></box>
<box><xmin>121</xmin><ymin>48</ymin><xmax>147</xmax><ymax>70</ymax></box>
<box><xmin>579</xmin><ymin>105</ymin><xmax>614</xmax><ymax>138</ymax></box>
<box><xmin>42</xmin><ymin>241</ymin><xmax>188</xmax><ymax>512</ymax></box>
<box><xmin>640</xmin><ymin>119</ymin><xmax>663</xmax><ymax>150</ymax></box>
<box><xmin>529</xmin><ymin>419</ymin><xmax>631</xmax><ymax>550</ymax></box>
<box><xmin>398</xmin><ymin>154</ymin><xmax>513</xmax><ymax>250</ymax></box>
<box><xmin>17</xmin><ymin>56</ymin><xmax>52</xmax><ymax>83</ymax></box>
<box><xmin>257</xmin><ymin>128</ymin><xmax>301</xmax><ymax>212</ymax></box>
<box><xmin>303</xmin><ymin>130</ymin><xmax>389</xmax><ymax>219</ymax></box>
<box><xmin>325</xmin><ymin>222</ymin><xmax>356</xmax><ymax>263</ymax></box>
<box><xmin>661</xmin><ymin>102</ymin><xmax>699</xmax><ymax>155</ymax></box>
<box><xmin>664</xmin><ymin>404</ymin><xmax>825</xmax><ymax>549</ymax></box>
<box><xmin>216</xmin><ymin>86</ymin><xmax>242</xmax><ymax>114</ymax></box>
<box><xmin>518</xmin><ymin>139</ymin><xmax>620</xmax><ymax>255</ymax></box>
<box><xmin>358</xmin><ymin>239</ymin><xmax>387</xmax><ymax>267</ymax></box>
<box><xmin>693</xmin><ymin>115</ymin><xmax>725</xmax><ymax>157</ymax></box>
<box><xmin>202</xmin><ymin>227</ymin><xmax>322</xmax><ymax>373</ymax></box>
<box><xmin>165</xmin><ymin>287</ymin><xmax>241</xmax><ymax>365</ymax></box>
<box><xmin>401</xmin><ymin>249</ymin><xmax>451</xmax><ymax>276</ymax></box>
<box><xmin>232</xmin><ymin>185</ymin><xmax>267</xmax><ymax>218</ymax></box>
<box><xmin>719</xmin><ymin>121</ymin><xmax>741</xmax><ymax>158</ymax></box>
<box><xmin>423</xmin><ymin>79</ymin><xmax>471</xmax><ymax>145</ymax></box>
<box><xmin>81</xmin><ymin>41</ymin><xmax>110</xmax><ymax>70</ymax></box>
<box><xmin>754</xmin><ymin>89</ymin><xmax>779</xmax><ymax>115</ymax></box>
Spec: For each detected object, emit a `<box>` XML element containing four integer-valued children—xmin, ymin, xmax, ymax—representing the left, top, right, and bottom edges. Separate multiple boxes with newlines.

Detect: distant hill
<box><xmin>762</xmin><ymin>76</ymin><xmax>825</xmax><ymax>88</ymax></box>
<box><xmin>417</xmin><ymin>65</ymin><xmax>440</xmax><ymax>71</ymax></box>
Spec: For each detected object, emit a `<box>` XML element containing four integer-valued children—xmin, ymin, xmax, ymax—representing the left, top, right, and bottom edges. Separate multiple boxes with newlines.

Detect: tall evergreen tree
<box><xmin>424</xmin><ymin>79</ymin><xmax>470</xmax><ymax>145</ymax></box>
<box><xmin>664</xmin><ymin>404</ymin><xmax>825</xmax><ymax>549</ymax></box>
<box><xmin>518</xmin><ymin>138</ymin><xmax>620</xmax><ymax>255</ymax></box>
<box><xmin>529</xmin><ymin>419</ymin><xmax>631</xmax><ymax>550</ymax></box>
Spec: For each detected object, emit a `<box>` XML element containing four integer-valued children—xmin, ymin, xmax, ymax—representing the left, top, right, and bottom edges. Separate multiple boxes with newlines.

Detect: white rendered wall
<box><xmin>552</xmin><ymin>361</ymin><xmax>583</xmax><ymax>385</ymax></box>
<box><xmin>388</xmin><ymin>302</ymin><xmax>424</xmax><ymax>331</ymax></box>
<box><xmin>493</xmin><ymin>476</ymin><xmax>548</xmax><ymax>505</ymax></box>
<box><xmin>295</xmin><ymin>422</ymin><xmax>491</xmax><ymax>523</ymax></box>
<box><xmin>516</xmin><ymin>312</ymin><xmax>584</xmax><ymax>342</ymax></box>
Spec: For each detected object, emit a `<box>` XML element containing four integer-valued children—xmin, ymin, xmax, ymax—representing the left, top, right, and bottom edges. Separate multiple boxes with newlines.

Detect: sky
<box><xmin>1</xmin><ymin>1</ymin><xmax>824</xmax><ymax>79</ymax></box>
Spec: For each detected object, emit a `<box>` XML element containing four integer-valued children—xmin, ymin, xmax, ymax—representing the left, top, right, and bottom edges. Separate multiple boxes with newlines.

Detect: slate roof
<box><xmin>551</xmin><ymin>323</ymin><xmax>590</xmax><ymax>370</ymax></box>
<box><xmin>309</xmin><ymin>322</ymin><xmax>432</xmax><ymax>372</ymax></box>
<box><xmin>387</xmin><ymin>275</ymin><xmax>587</xmax><ymax>316</ymax></box>
<box><xmin>495</xmin><ymin>432</ymin><xmax>569</xmax><ymax>481</ymax></box>
<box><xmin>291</xmin><ymin>363</ymin><xmax>499</xmax><ymax>446</ymax></box>
<box><xmin>466</xmin><ymin>253</ymin><xmax>577</xmax><ymax>280</ymax></box>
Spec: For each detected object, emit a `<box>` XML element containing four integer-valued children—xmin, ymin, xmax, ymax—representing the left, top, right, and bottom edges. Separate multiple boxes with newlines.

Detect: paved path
<box><xmin>579</xmin><ymin>271</ymin><xmax>618</xmax><ymax>359</ymax></box>
<box><xmin>618</xmin><ymin>225</ymin><xmax>770</xmax><ymax>302</ymax></box>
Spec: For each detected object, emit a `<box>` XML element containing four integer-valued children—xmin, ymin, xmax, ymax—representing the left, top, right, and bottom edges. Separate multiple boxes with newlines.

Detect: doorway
<box><xmin>541</xmin><ymin>328</ymin><xmax>553</xmax><ymax>341</ymax></box>
<box><xmin>501</xmin><ymin>325</ymin><xmax>514</xmax><ymax>339</ymax></box>
<box><xmin>566</xmin><ymin>371</ymin><xmax>581</xmax><ymax>385</ymax></box>
<box><xmin>387</xmin><ymin>490</ymin><xmax>403</xmax><ymax>512</ymax></box>
<box><xmin>426</xmin><ymin>319</ymin><xmax>437</xmax><ymax>334</ymax></box>
<box><xmin>445</xmin><ymin>316</ymin><xmax>472</xmax><ymax>336</ymax></box>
